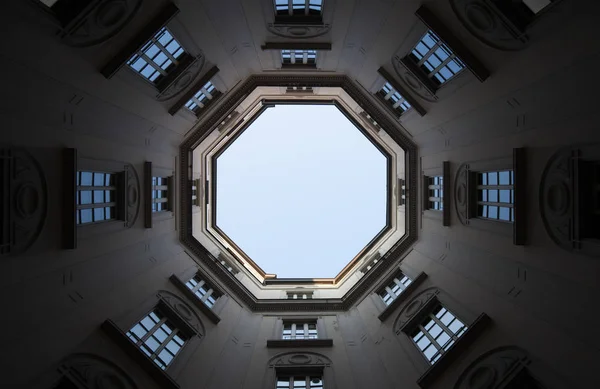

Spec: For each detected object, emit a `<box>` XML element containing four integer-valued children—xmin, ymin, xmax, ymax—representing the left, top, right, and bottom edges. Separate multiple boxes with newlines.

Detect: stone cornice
<box><xmin>179</xmin><ymin>74</ymin><xmax>417</xmax><ymax>312</ymax></box>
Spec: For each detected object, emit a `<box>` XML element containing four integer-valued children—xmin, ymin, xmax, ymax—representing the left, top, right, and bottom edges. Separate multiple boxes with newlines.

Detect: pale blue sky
<box><xmin>216</xmin><ymin>104</ymin><xmax>387</xmax><ymax>278</ymax></box>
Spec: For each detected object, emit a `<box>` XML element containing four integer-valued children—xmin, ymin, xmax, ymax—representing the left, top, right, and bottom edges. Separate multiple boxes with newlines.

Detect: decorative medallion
<box><xmin>268</xmin><ymin>351</ymin><xmax>332</xmax><ymax>368</ymax></box>
<box><xmin>124</xmin><ymin>164</ymin><xmax>140</xmax><ymax>228</ymax></box>
<box><xmin>0</xmin><ymin>147</ymin><xmax>47</xmax><ymax>256</ymax></box>
<box><xmin>58</xmin><ymin>353</ymin><xmax>138</xmax><ymax>389</ymax></box>
<box><xmin>392</xmin><ymin>56</ymin><xmax>438</xmax><ymax>102</ymax></box>
<box><xmin>61</xmin><ymin>0</ymin><xmax>143</xmax><ymax>47</ymax></box>
<box><xmin>394</xmin><ymin>287</ymin><xmax>438</xmax><ymax>332</ymax></box>
<box><xmin>157</xmin><ymin>54</ymin><xmax>206</xmax><ymax>102</ymax></box>
<box><xmin>266</xmin><ymin>23</ymin><xmax>331</xmax><ymax>39</ymax></box>
<box><xmin>158</xmin><ymin>290</ymin><xmax>205</xmax><ymax>336</ymax></box>
<box><xmin>454</xmin><ymin>346</ymin><xmax>530</xmax><ymax>389</ymax></box>
<box><xmin>449</xmin><ymin>0</ymin><xmax>529</xmax><ymax>51</ymax></box>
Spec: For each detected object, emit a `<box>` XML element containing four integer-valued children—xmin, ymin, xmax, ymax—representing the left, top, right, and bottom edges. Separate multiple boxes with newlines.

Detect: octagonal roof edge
<box><xmin>179</xmin><ymin>74</ymin><xmax>418</xmax><ymax>312</ymax></box>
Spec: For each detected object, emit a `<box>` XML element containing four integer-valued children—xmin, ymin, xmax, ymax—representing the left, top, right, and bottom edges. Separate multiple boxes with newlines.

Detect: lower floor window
<box><xmin>282</xmin><ymin>321</ymin><xmax>318</xmax><ymax>339</ymax></box>
<box><xmin>277</xmin><ymin>375</ymin><xmax>323</xmax><ymax>389</ymax></box>
<box><xmin>76</xmin><ymin>171</ymin><xmax>118</xmax><ymax>224</ymax></box>
<box><xmin>185</xmin><ymin>275</ymin><xmax>221</xmax><ymax>308</ymax></box>
<box><xmin>409</xmin><ymin>303</ymin><xmax>467</xmax><ymax>364</ymax></box>
<box><xmin>476</xmin><ymin>170</ymin><xmax>514</xmax><ymax>222</ymax></box>
<box><xmin>126</xmin><ymin>309</ymin><xmax>188</xmax><ymax>370</ymax></box>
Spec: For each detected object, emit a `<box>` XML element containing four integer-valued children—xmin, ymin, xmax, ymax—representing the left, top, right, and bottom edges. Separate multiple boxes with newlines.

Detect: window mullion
<box><xmin>200</xmin><ymin>288</ymin><xmax>214</xmax><ymax>303</ymax></box>
<box><xmin>291</xmin><ymin>323</ymin><xmax>297</xmax><ymax>339</ymax></box>
<box><xmin>429</xmin><ymin>55</ymin><xmax>454</xmax><ymax>78</ymax></box>
<box><xmin>139</xmin><ymin>316</ymin><xmax>167</xmax><ymax>344</ymax></box>
<box><xmin>192</xmin><ymin>280</ymin><xmax>206</xmax><ymax>293</ymax></box>
<box><xmin>140</xmin><ymin>53</ymin><xmax>168</xmax><ymax>76</ymax></box>
<box><xmin>420</xmin><ymin>323</ymin><xmax>443</xmax><ymax>352</ymax></box>
<box><xmin>154</xmin><ymin>40</ymin><xmax>179</xmax><ymax>64</ymax></box>
<box><xmin>417</xmin><ymin>43</ymin><xmax>440</xmax><ymax>66</ymax></box>
<box><xmin>430</xmin><ymin>315</ymin><xmax>459</xmax><ymax>342</ymax></box>
<box><xmin>288</xmin><ymin>0</ymin><xmax>293</xmax><ymax>15</ymax></box>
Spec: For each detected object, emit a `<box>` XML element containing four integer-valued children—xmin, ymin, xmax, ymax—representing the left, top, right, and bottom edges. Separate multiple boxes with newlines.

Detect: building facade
<box><xmin>1</xmin><ymin>0</ymin><xmax>600</xmax><ymax>388</ymax></box>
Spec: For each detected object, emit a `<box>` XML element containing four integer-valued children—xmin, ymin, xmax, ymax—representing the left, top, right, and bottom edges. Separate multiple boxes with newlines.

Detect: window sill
<box><xmin>101</xmin><ymin>319</ymin><xmax>180</xmax><ymax>389</ymax></box>
<box><xmin>169</xmin><ymin>275</ymin><xmax>221</xmax><ymax>324</ymax></box>
<box><xmin>266</xmin><ymin>339</ymin><xmax>333</xmax><ymax>348</ymax></box>
<box><xmin>416</xmin><ymin>313</ymin><xmax>491</xmax><ymax>388</ymax></box>
<box><xmin>378</xmin><ymin>272</ymin><xmax>427</xmax><ymax>322</ymax></box>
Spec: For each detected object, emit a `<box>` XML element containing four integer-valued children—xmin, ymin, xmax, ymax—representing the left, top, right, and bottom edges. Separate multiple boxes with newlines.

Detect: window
<box><xmin>427</xmin><ymin>176</ymin><xmax>444</xmax><ymax>211</ymax></box>
<box><xmin>76</xmin><ymin>171</ymin><xmax>117</xmax><ymax>225</ymax></box>
<box><xmin>277</xmin><ymin>375</ymin><xmax>323</xmax><ymax>389</ymax></box>
<box><xmin>286</xmin><ymin>291</ymin><xmax>313</xmax><ymax>300</ymax></box>
<box><xmin>408</xmin><ymin>30</ymin><xmax>465</xmax><ymax>87</ymax></box>
<box><xmin>282</xmin><ymin>321</ymin><xmax>318</xmax><ymax>339</ymax></box>
<box><xmin>151</xmin><ymin>176</ymin><xmax>169</xmax><ymax>212</ymax></box>
<box><xmin>476</xmin><ymin>170</ymin><xmax>514</xmax><ymax>222</ymax></box>
<box><xmin>281</xmin><ymin>50</ymin><xmax>317</xmax><ymax>66</ymax></box>
<box><xmin>127</xmin><ymin>27</ymin><xmax>186</xmax><ymax>85</ymax></box>
<box><xmin>409</xmin><ymin>303</ymin><xmax>467</xmax><ymax>364</ymax></box>
<box><xmin>275</xmin><ymin>0</ymin><xmax>323</xmax><ymax>16</ymax></box>
<box><xmin>185</xmin><ymin>81</ymin><xmax>220</xmax><ymax>115</ymax></box>
<box><xmin>126</xmin><ymin>308</ymin><xmax>188</xmax><ymax>370</ymax></box>
<box><xmin>185</xmin><ymin>275</ymin><xmax>221</xmax><ymax>308</ymax></box>
<box><xmin>376</xmin><ymin>82</ymin><xmax>411</xmax><ymax>116</ymax></box>
<box><xmin>378</xmin><ymin>272</ymin><xmax>412</xmax><ymax>305</ymax></box>
<box><xmin>399</xmin><ymin>178</ymin><xmax>406</xmax><ymax>206</ymax></box>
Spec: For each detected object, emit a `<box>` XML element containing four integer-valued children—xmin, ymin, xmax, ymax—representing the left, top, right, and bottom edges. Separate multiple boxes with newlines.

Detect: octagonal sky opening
<box><xmin>214</xmin><ymin>104</ymin><xmax>388</xmax><ymax>278</ymax></box>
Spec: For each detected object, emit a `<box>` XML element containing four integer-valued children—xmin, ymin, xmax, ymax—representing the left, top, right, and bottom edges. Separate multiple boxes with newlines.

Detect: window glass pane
<box><xmin>423</xmin><ymin>344</ymin><xmax>437</xmax><ymax>360</ymax></box>
<box><xmin>93</xmin><ymin>190</ymin><xmax>104</xmax><ymax>203</ymax></box>
<box><xmin>93</xmin><ymin>207</ymin><xmax>104</xmax><ymax>221</ymax></box>
<box><xmin>80</xmin><ymin>190</ymin><xmax>92</xmax><ymax>205</ymax></box>
<box><xmin>144</xmin><ymin>337</ymin><xmax>160</xmax><ymax>352</ymax></box>
<box><xmin>436</xmin><ymin>332</ymin><xmax>451</xmax><ymax>348</ymax></box>
<box><xmin>80</xmin><ymin>172</ymin><xmax>93</xmax><ymax>186</ymax></box>
<box><xmin>499</xmin><ymin>171</ymin><xmax>511</xmax><ymax>185</ymax></box>
<box><xmin>80</xmin><ymin>209</ymin><xmax>92</xmax><ymax>224</ymax></box>
<box><xmin>499</xmin><ymin>207</ymin><xmax>511</xmax><ymax>221</ymax></box>
<box><xmin>499</xmin><ymin>190</ymin><xmax>511</xmax><ymax>203</ymax></box>
<box><xmin>93</xmin><ymin>173</ymin><xmax>105</xmax><ymax>186</ymax></box>
<box><xmin>488</xmin><ymin>172</ymin><xmax>498</xmax><ymax>185</ymax></box>
<box><xmin>488</xmin><ymin>206</ymin><xmax>498</xmax><ymax>219</ymax></box>
<box><xmin>488</xmin><ymin>190</ymin><xmax>498</xmax><ymax>202</ymax></box>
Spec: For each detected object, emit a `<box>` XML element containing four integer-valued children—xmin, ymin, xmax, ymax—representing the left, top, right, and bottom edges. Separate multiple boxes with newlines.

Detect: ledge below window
<box><xmin>169</xmin><ymin>274</ymin><xmax>221</xmax><ymax>324</ymax></box>
<box><xmin>267</xmin><ymin>339</ymin><xmax>333</xmax><ymax>348</ymax></box>
<box><xmin>416</xmin><ymin>313</ymin><xmax>491</xmax><ymax>388</ymax></box>
<box><xmin>101</xmin><ymin>319</ymin><xmax>180</xmax><ymax>389</ymax></box>
<box><xmin>378</xmin><ymin>272</ymin><xmax>427</xmax><ymax>322</ymax></box>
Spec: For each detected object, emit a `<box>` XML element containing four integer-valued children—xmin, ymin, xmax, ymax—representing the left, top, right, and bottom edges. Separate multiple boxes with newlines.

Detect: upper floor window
<box><xmin>126</xmin><ymin>308</ymin><xmax>188</xmax><ymax>370</ymax></box>
<box><xmin>476</xmin><ymin>170</ymin><xmax>514</xmax><ymax>222</ymax></box>
<box><xmin>281</xmin><ymin>50</ymin><xmax>317</xmax><ymax>67</ymax></box>
<box><xmin>409</xmin><ymin>303</ymin><xmax>467</xmax><ymax>364</ymax></box>
<box><xmin>408</xmin><ymin>30</ymin><xmax>465</xmax><ymax>87</ymax></box>
<box><xmin>275</xmin><ymin>0</ymin><xmax>323</xmax><ymax>16</ymax></box>
<box><xmin>185</xmin><ymin>81</ymin><xmax>220</xmax><ymax>115</ymax></box>
<box><xmin>378</xmin><ymin>272</ymin><xmax>412</xmax><ymax>305</ymax></box>
<box><xmin>76</xmin><ymin>171</ymin><xmax>117</xmax><ymax>225</ymax></box>
<box><xmin>185</xmin><ymin>275</ymin><xmax>221</xmax><ymax>308</ymax></box>
<box><xmin>277</xmin><ymin>375</ymin><xmax>323</xmax><ymax>389</ymax></box>
<box><xmin>282</xmin><ymin>321</ymin><xmax>318</xmax><ymax>339</ymax></box>
<box><xmin>376</xmin><ymin>82</ymin><xmax>411</xmax><ymax>116</ymax></box>
<box><xmin>151</xmin><ymin>176</ymin><xmax>170</xmax><ymax>212</ymax></box>
<box><xmin>427</xmin><ymin>176</ymin><xmax>444</xmax><ymax>211</ymax></box>
<box><xmin>286</xmin><ymin>290</ymin><xmax>313</xmax><ymax>300</ymax></box>
<box><xmin>127</xmin><ymin>27</ymin><xmax>186</xmax><ymax>85</ymax></box>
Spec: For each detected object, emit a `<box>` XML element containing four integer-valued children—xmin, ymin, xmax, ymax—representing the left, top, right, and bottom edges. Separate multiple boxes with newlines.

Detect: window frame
<box><xmin>394</xmin><ymin>287</ymin><xmax>491</xmax><ymax>387</ymax></box>
<box><xmin>281</xmin><ymin>49</ymin><xmax>318</xmax><ymax>68</ymax></box>
<box><xmin>375</xmin><ymin>81</ymin><xmax>412</xmax><ymax>117</ymax></box>
<box><xmin>184</xmin><ymin>80</ymin><xmax>222</xmax><ymax>115</ymax></box>
<box><xmin>101</xmin><ymin>290</ymin><xmax>205</xmax><ymax>389</ymax></box>
<box><xmin>378</xmin><ymin>271</ymin><xmax>413</xmax><ymax>306</ymax></box>
<box><xmin>472</xmin><ymin>170</ymin><xmax>515</xmax><ymax>223</ymax></box>
<box><xmin>425</xmin><ymin>175</ymin><xmax>444</xmax><ymax>211</ymax></box>
<box><xmin>273</xmin><ymin>0</ymin><xmax>324</xmax><ymax>25</ymax></box>
<box><xmin>184</xmin><ymin>274</ymin><xmax>222</xmax><ymax>309</ymax></box>
<box><xmin>282</xmin><ymin>320</ymin><xmax>318</xmax><ymax>340</ymax></box>
<box><xmin>75</xmin><ymin>171</ymin><xmax>122</xmax><ymax>226</ymax></box>
<box><xmin>276</xmin><ymin>374</ymin><xmax>324</xmax><ymax>389</ymax></box>
<box><xmin>125</xmin><ymin>307</ymin><xmax>189</xmax><ymax>371</ymax></box>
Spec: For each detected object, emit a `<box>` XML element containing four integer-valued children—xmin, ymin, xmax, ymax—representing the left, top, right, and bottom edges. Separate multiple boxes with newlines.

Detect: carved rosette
<box><xmin>454</xmin><ymin>346</ymin><xmax>530</xmax><ymax>389</ymax></box>
<box><xmin>450</xmin><ymin>0</ymin><xmax>529</xmax><ymax>51</ymax></box>
<box><xmin>392</xmin><ymin>56</ymin><xmax>437</xmax><ymax>102</ymax></box>
<box><xmin>0</xmin><ymin>147</ymin><xmax>47</xmax><ymax>256</ymax></box>
<box><xmin>268</xmin><ymin>351</ymin><xmax>332</xmax><ymax>368</ymax></box>
<box><xmin>455</xmin><ymin>163</ymin><xmax>470</xmax><ymax>226</ymax></box>
<box><xmin>124</xmin><ymin>164</ymin><xmax>140</xmax><ymax>228</ymax></box>
<box><xmin>158</xmin><ymin>290</ymin><xmax>205</xmax><ymax>336</ymax></box>
<box><xmin>61</xmin><ymin>0</ymin><xmax>144</xmax><ymax>48</ymax></box>
<box><xmin>157</xmin><ymin>54</ymin><xmax>206</xmax><ymax>102</ymax></box>
<box><xmin>394</xmin><ymin>287</ymin><xmax>439</xmax><ymax>332</ymax></box>
<box><xmin>58</xmin><ymin>353</ymin><xmax>138</xmax><ymax>389</ymax></box>
<box><xmin>266</xmin><ymin>23</ymin><xmax>331</xmax><ymax>39</ymax></box>
<box><xmin>539</xmin><ymin>149</ymin><xmax>578</xmax><ymax>253</ymax></box>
